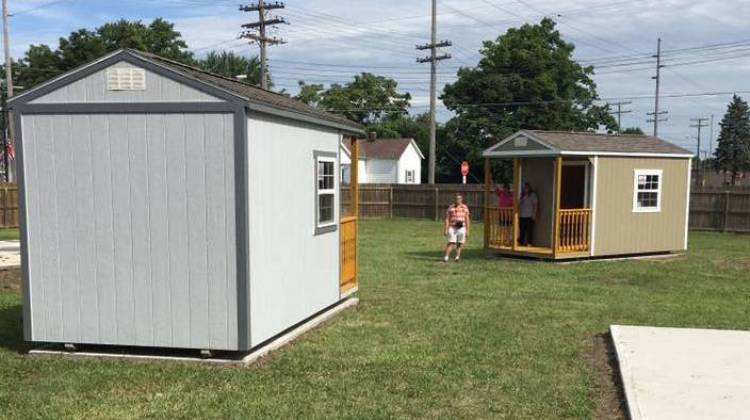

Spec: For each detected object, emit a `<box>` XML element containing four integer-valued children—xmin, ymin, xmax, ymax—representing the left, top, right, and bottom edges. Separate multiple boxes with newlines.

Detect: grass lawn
<box><xmin>0</xmin><ymin>228</ymin><xmax>18</xmax><ymax>241</ymax></box>
<box><xmin>1</xmin><ymin>219</ymin><xmax>749</xmax><ymax>418</ymax></box>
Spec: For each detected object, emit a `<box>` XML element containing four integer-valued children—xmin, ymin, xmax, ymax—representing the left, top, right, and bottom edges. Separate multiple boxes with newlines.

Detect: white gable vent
<box><xmin>106</xmin><ymin>68</ymin><xmax>146</xmax><ymax>91</ymax></box>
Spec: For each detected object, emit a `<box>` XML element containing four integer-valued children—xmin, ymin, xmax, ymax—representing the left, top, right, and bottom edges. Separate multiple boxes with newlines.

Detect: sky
<box><xmin>6</xmin><ymin>0</ymin><xmax>750</xmax><ymax>155</ymax></box>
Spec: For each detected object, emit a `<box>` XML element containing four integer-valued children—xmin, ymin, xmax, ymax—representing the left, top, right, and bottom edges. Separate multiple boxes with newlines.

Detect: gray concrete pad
<box><xmin>30</xmin><ymin>298</ymin><xmax>358</xmax><ymax>366</ymax></box>
<box><xmin>611</xmin><ymin>325</ymin><xmax>750</xmax><ymax>420</ymax></box>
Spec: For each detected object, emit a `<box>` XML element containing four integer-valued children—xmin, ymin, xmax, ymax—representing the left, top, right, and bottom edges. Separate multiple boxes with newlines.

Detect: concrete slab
<box><xmin>30</xmin><ymin>297</ymin><xmax>358</xmax><ymax>366</ymax></box>
<box><xmin>0</xmin><ymin>240</ymin><xmax>20</xmax><ymax>252</ymax></box>
<box><xmin>611</xmin><ymin>325</ymin><xmax>750</xmax><ymax>420</ymax></box>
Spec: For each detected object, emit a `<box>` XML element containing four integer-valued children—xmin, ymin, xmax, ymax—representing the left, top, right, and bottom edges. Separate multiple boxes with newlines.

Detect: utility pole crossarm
<box><xmin>239</xmin><ymin>0</ymin><xmax>287</xmax><ymax>90</ymax></box>
<box><xmin>418</xmin><ymin>0</ymin><xmax>452</xmax><ymax>185</ymax></box>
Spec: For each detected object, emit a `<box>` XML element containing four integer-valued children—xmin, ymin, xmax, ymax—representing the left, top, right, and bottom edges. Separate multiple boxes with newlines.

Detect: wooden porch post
<box><xmin>350</xmin><ymin>137</ymin><xmax>359</xmax><ymax>217</ymax></box>
<box><xmin>552</xmin><ymin>156</ymin><xmax>563</xmax><ymax>257</ymax></box>
<box><xmin>512</xmin><ymin>158</ymin><xmax>520</xmax><ymax>251</ymax></box>
<box><xmin>483</xmin><ymin>157</ymin><xmax>491</xmax><ymax>251</ymax></box>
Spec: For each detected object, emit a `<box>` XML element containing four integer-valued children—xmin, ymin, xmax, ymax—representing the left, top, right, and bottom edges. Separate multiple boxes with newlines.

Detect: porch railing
<box><xmin>486</xmin><ymin>207</ymin><xmax>514</xmax><ymax>248</ymax></box>
<box><xmin>556</xmin><ymin>209</ymin><xmax>592</xmax><ymax>253</ymax></box>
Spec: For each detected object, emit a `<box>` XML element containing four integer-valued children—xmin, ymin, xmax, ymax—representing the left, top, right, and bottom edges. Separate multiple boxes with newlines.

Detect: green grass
<box><xmin>0</xmin><ymin>228</ymin><xmax>18</xmax><ymax>241</ymax></box>
<box><xmin>0</xmin><ymin>220</ymin><xmax>749</xmax><ymax>418</ymax></box>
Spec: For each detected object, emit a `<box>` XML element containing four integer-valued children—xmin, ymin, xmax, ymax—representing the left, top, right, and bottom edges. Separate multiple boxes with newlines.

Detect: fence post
<box><xmin>434</xmin><ymin>187</ymin><xmax>439</xmax><ymax>221</ymax></box>
<box><xmin>722</xmin><ymin>191</ymin><xmax>731</xmax><ymax>232</ymax></box>
<box><xmin>389</xmin><ymin>186</ymin><xmax>393</xmax><ymax>219</ymax></box>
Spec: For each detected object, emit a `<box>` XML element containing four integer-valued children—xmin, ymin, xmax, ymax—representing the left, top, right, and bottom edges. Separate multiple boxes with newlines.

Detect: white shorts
<box><xmin>447</xmin><ymin>226</ymin><xmax>467</xmax><ymax>244</ymax></box>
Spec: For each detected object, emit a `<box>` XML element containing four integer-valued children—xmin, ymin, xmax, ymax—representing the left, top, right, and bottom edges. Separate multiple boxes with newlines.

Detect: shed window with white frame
<box><xmin>315</xmin><ymin>153</ymin><xmax>336</xmax><ymax>231</ymax></box>
<box><xmin>633</xmin><ymin>169</ymin><xmax>662</xmax><ymax>212</ymax></box>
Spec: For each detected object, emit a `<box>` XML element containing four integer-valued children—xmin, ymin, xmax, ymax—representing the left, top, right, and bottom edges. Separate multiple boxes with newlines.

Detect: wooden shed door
<box><xmin>340</xmin><ymin>216</ymin><xmax>358</xmax><ymax>293</ymax></box>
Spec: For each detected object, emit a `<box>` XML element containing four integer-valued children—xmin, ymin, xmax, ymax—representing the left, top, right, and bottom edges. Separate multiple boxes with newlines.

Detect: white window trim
<box><xmin>632</xmin><ymin>169</ymin><xmax>663</xmax><ymax>213</ymax></box>
<box><xmin>315</xmin><ymin>153</ymin><xmax>337</xmax><ymax>234</ymax></box>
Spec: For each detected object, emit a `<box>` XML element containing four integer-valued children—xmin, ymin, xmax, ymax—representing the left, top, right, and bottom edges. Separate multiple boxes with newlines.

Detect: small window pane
<box><xmin>318</xmin><ymin>194</ymin><xmax>334</xmax><ymax>224</ymax></box>
<box><xmin>318</xmin><ymin>161</ymin><xmax>334</xmax><ymax>190</ymax></box>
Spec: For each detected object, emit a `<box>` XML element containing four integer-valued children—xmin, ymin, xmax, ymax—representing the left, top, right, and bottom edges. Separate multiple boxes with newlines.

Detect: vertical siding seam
<box><xmin>163</xmin><ymin>115</ymin><xmax>173</xmax><ymax>346</ymax></box>
<box><xmin>69</xmin><ymin>116</ymin><xmax>82</xmax><ymax>342</ymax></box>
<box><xmin>127</xmin><ymin>116</ymin><xmax>137</xmax><ymax>344</ymax></box>
<box><xmin>144</xmin><ymin>116</ymin><xmax>155</xmax><ymax>344</ymax></box>
<box><xmin>222</xmin><ymin>115</ymin><xmax>230</xmax><ymax>346</ymax></box>
<box><xmin>182</xmin><ymin>114</ymin><xmax>193</xmax><ymax>346</ymax></box>
<box><xmin>51</xmin><ymin>117</ymin><xmax>64</xmax><ymax>340</ymax></box>
<box><xmin>31</xmin><ymin>118</ymin><xmax>44</xmax><ymax>339</ymax></box>
<box><xmin>202</xmin><ymin>115</ymin><xmax>211</xmax><ymax>348</ymax></box>
<box><xmin>87</xmin><ymin>115</ymin><xmax>101</xmax><ymax>340</ymax></box>
<box><xmin>107</xmin><ymin>117</ymin><xmax>119</xmax><ymax>342</ymax></box>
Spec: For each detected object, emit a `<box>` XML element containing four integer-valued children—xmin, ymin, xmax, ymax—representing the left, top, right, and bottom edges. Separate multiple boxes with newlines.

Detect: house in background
<box><xmin>341</xmin><ymin>138</ymin><xmax>424</xmax><ymax>184</ymax></box>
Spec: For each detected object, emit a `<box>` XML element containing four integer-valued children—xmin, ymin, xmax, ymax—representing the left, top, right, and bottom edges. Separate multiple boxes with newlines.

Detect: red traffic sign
<box><xmin>460</xmin><ymin>161</ymin><xmax>470</xmax><ymax>177</ymax></box>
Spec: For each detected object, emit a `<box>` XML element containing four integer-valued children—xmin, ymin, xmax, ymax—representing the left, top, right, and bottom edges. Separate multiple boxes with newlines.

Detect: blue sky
<box><xmin>7</xmin><ymin>0</ymin><xmax>750</xmax><ymax>155</ymax></box>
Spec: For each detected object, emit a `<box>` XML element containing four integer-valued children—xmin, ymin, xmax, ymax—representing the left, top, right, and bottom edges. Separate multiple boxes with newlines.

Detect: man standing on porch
<box><xmin>518</xmin><ymin>183</ymin><xmax>538</xmax><ymax>246</ymax></box>
<box><xmin>443</xmin><ymin>193</ymin><xmax>471</xmax><ymax>262</ymax></box>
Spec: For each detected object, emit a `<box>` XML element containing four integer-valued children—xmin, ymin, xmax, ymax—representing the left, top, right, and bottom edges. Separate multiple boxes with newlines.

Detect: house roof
<box><xmin>483</xmin><ymin>130</ymin><xmax>693</xmax><ymax>158</ymax></box>
<box><xmin>343</xmin><ymin>138</ymin><xmax>425</xmax><ymax>160</ymax></box>
<box><xmin>9</xmin><ymin>49</ymin><xmax>365</xmax><ymax>136</ymax></box>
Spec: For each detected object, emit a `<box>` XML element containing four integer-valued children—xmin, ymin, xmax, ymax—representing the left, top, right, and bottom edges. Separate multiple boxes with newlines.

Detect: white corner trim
<box><xmin>684</xmin><ymin>159</ymin><xmax>692</xmax><ymax>250</ymax></box>
<box><xmin>632</xmin><ymin>169</ymin><xmax>663</xmax><ymax>213</ymax></box>
<box><xmin>590</xmin><ymin>156</ymin><xmax>598</xmax><ymax>256</ymax></box>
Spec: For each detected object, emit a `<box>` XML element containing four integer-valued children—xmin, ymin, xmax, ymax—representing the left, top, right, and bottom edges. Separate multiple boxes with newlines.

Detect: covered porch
<box><xmin>482</xmin><ymin>134</ymin><xmax>595</xmax><ymax>260</ymax></box>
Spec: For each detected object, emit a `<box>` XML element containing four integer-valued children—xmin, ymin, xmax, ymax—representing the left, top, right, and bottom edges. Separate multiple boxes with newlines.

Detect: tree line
<box><xmin>6</xmin><ymin>18</ymin><xmax>749</xmax><ymax>184</ymax></box>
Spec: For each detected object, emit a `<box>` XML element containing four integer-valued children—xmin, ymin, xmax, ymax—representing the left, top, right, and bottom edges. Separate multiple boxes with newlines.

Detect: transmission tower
<box><xmin>240</xmin><ymin>1</ymin><xmax>287</xmax><ymax>90</ymax></box>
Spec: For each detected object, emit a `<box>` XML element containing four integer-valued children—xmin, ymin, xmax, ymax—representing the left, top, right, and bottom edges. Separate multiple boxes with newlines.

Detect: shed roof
<box><xmin>343</xmin><ymin>138</ymin><xmax>425</xmax><ymax>160</ymax></box>
<box><xmin>9</xmin><ymin>49</ymin><xmax>365</xmax><ymax>136</ymax></box>
<box><xmin>483</xmin><ymin>130</ymin><xmax>693</xmax><ymax>158</ymax></box>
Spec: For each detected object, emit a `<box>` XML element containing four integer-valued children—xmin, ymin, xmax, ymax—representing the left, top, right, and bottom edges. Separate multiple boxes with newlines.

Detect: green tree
<box><xmin>198</xmin><ymin>51</ymin><xmax>265</xmax><ymax>86</ymax></box>
<box><xmin>714</xmin><ymin>95</ymin><xmax>750</xmax><ymax>185</ymax></box>
<box><xmin>297</xmin><ymin>73</ymin><xmax>411</xmax><ymax>125</ymax></box>
<box><xmin>440</xmin><ymin>18</ymin><xmax>616</xmax><ymax>180</ymax></box>
<box><xmin>14</xmin><ymin>18</ymin><xmax>194</xmax><ymax>91</ymax></box>
<box><xmin>622</xmin><ymin>127</ymin><xmax>645</xmax><ymax>135</ymax></box>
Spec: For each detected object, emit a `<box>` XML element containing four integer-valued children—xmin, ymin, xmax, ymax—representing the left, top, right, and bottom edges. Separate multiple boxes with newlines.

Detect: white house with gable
<box><xmin>340</xmin><ymin>138</ymin><xmax>424</xmax><ymax>184</ymax></box>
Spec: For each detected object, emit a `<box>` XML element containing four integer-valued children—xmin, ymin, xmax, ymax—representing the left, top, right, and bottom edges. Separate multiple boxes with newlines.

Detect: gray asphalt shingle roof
<box><xmin>133</xmin><ymin>50</ymin><xmax>364</xmax><ymax>134</ymax></box>
<box><xmin>525</xmin><ymin>130</ymin><xmax>692</xmax><ymax>156</ymax></box>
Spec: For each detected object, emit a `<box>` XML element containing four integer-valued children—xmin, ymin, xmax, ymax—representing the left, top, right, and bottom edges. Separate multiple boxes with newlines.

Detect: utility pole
<box><xmin>647</xmin><ymin>38</ymin><xmax>667</xmax><ymax>136</ymax></box>
<box><xmin>607</xmin><ymin>101</ymin><xmax>632</xmax><ymax>134</ymax></box>
<box><xmin>2</xmin><ymin>0</ymin><xmax>11</xmax><ymax>182</ymax></box>
<box><xmin>708</xmin><ymin>114</ymin><xmax>715</xmax><ymax>159</ymax></box>
<box><xmin>417</xmin><ymin>0</ymin><xmax>451</xmax><ymax>185</ymax></box>
<box><xmin>691</xmin><ymin>117</ymin><xmax>709</xmax><ymax>187</ymax></box>
<box><xmin>239</xmin><ymin>1</ymin><xmax>287</xmax><ymax>90</ymax></box>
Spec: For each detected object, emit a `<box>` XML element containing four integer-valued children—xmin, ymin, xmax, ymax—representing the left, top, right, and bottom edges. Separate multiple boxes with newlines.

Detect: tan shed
<box><xmin>481</xmin><ymin>130</ymin><xmax>693</xmax><ymax>260</ymax></box>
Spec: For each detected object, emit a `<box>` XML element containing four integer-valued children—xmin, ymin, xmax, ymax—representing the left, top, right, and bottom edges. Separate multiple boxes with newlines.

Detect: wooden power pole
<box><xmin>608</xmin><ymin>101</ymin><xmax>632</xmax><ymax>134</ymax></box>
<box><xmin>647</xmin><ymin>38</ymin><xmax>667</xmax><ymax>136</ymax></box>
<box><xmin>240</xmin><ymin>1</ymin><xmax>287</xmax><ymax>90</ymax></box>
<box><xmin>2</xmin><ymin>0</ymin><xmax>11</xmax><ymax>182</ymax></box>
<box><xmin>417</xmin><ymin>0</ymin><xmax>451</xmax><ymax>185</ymax></box>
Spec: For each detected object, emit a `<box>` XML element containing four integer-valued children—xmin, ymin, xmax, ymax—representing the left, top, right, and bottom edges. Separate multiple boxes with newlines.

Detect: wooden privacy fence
<box><xmin>690</xmin><ymin>190</ymin><xmax>750</xmax><ymax>233</ymax></box>
<box><xmin>0</xmin><ymin>184</ymin><xmax>18</xmax><ymax>228</ymax></box>
<box><xmin>342</xmin><ymin>184</ymin><xmax>750</xmax><ymax>234</ymax></box>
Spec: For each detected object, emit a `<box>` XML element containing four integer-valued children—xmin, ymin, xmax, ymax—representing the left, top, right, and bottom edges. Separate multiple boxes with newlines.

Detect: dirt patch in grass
<box><xmin>0</xmin><ymin>267</ymin><xmax>20</xmax><ymax>290</ymax></box>
<box><xmin>584</xmin><ymin>332</ymin><xmax>628</xmax><ymax>420</ymax></box>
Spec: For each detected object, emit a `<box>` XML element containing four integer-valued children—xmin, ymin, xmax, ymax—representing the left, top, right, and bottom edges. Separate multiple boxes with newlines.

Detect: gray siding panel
<box><xmin>30</xmin><ymin>61</ymin><xmax>223</xmax><ymax>104</ymax></box>
<box><xmin>22</xmin><ymin>112</ymin><xmax>238</xmax><ymax>350</ymax></box>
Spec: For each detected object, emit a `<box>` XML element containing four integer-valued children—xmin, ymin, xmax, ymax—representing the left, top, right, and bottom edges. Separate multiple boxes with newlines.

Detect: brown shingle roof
<box><xmin>344</xmin><ymin>138</ymin><xmax>423</xmax><ymax>160</ymax></box>
<box><xmin>131</xmin><ymin>50</ymin><xmax>364</xmax><ymax>134</ymax></box>
<box><xmin>525</xmin><ymin>130</ymin><xmax>692</xmax><ymax>156</ymax></box>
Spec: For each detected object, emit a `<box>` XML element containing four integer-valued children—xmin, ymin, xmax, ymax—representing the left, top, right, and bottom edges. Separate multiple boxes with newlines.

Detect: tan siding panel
<box><xmin>594</xmin><ymin>157</ymin><xmax>689</xmax><ymax>256</ymax></box>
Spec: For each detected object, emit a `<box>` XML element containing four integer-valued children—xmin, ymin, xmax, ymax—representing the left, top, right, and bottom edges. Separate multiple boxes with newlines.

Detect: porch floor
<box><xmin>487</xmin><ymin>244</ymin><xmax>589</xmax><ymax>260</ymax></box>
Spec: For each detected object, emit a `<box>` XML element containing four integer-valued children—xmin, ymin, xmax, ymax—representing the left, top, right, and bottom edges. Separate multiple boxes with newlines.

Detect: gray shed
<box><xmin>9</xmin><ymin>49</ymin><xmax>365</xmax><ymax>352</ymax></box>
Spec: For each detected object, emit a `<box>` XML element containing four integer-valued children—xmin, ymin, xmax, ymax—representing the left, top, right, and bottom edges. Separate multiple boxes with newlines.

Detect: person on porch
<box><xmin>495</xmin><ymin>183</ymin><xmax>513</xmax><ymax>208</ymax></box>
<box><xmin>443</xmin><ymin>193</ymin><xmax>470</xmax><ymax>262</ymax></box>
<box><xmin>518</xmin><ymin>182</ymin><xmax>538</xmax><ymax>246</ymax></box>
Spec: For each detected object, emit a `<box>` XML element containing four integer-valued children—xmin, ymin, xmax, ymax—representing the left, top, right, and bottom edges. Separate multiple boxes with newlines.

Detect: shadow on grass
<box><xmin>405</xmin><ymin>247</ymin><xmax>488</xmax><ymax>262</ymax></box>
<box><xmin>585</xmin><ymin>332</ymin><xmax>629</xmax><ymax>420</ymax></box>
<box><xmin>0</xmin><ymin>304</ymin><xmax>30</xmax><ymax>353</ymax></box>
